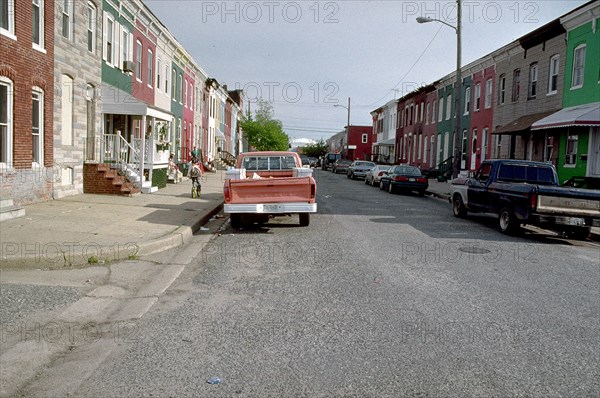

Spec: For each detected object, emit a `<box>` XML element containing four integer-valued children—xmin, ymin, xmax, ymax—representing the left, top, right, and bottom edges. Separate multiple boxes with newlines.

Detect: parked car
<box><xmin>450</xmin><ymin>159</ymin><xmax>600</xmax><ymax>238</ymax></box>
<box><xmin>300</xmin><ymin>155</ymin><xmax>311</xmax><ymax>168</ymax></box>
<box><xmin>347</xmin><ymin>161</ymin><xmax>376</xmax><ymax>180</ymax></box>
<box><xmin>332</xmin><ymin>159</ymin><xmax>352</xmax><ymax>174</ymax></box>
<box><xmin>308</xmin><ymin>157</ymin><xmax>318</xmax><ymax>168</ymax></box>
<box><xmin>379</xmin><ymin>164</ymin><xmax>428</xmax><ymax>196</ymax></box>
<box><xmin>365</xmin><ymin>165</ymin><xmax>392</xmax><ymax>187</ymax></box>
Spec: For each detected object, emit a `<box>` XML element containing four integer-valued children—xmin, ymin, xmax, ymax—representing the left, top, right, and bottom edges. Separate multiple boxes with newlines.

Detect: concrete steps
<box><xmin>0</xmin><ymin>198</ymin><xmax>26</xmax><ymax>222</ymax></box>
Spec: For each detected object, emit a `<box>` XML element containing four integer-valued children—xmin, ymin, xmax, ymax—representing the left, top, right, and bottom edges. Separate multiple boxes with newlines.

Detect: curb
<box><xmin>0</xmin><ymin>202</ymin><xmax>224</xmax><ymax>269</ymax></box>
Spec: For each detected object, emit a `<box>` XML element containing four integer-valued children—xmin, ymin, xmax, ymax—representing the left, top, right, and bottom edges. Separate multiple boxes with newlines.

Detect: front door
<box><xmin>589</xmin><ymin>127</ymin><xmax>600</xmax><ymax>177</ymax></box>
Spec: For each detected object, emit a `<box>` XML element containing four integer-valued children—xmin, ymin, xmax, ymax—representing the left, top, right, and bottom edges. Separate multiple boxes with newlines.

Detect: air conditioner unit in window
<box><xmin>122</xmin><ymin>61</ymin><xmax>134</xmax><ymax>73</ymax></box>
<box><xmin>566</xmin><ymin>154</ymin><xmax>576</xmax><ymax>164</ymax></box>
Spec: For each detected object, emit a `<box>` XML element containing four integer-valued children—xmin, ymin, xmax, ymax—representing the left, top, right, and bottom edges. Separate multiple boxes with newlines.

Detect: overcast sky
<box><xmin>145</xmin><ymin>0</ymin><xmax>589</xmax><ymax>144</ymax></box>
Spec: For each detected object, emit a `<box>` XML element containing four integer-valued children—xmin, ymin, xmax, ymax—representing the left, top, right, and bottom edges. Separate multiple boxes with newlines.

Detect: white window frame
<box><xmin>432</xmin><ymin>100</ymin><xmax>437</xmax><ymax>123</ymax></box>
<box><xmin>474</xmin><ymin>83</ymin><xmax>481</xmax><ymax>111</ymax></box>
<box><xmin>464</xmin><ymin>86</ymin><xmax>471</xmax><ymax>115</ymax></box>
<box><xmin>362</xmin><ymin>133</ymin><xmax>368</xmax><ymax>144</ymax></box>
<box><xmin>184</xmin><ymin>78</ymin><xmax>188</xmax><ymax>108</ymax></box>
<box><xmin>0</xmin><ymin>77</ymin><xmax>14</xmax><ymax>167</ymax></box>
<box><xmin>32</xmin><ymin>0</ymin><xmax>45</xmax><ymax>51</ymax></box>
<box><xmin>438</xmin><ymin>98</ymin><xmax>443</xmax><ymax>122</ymax></box>
<box><xmin>1</xmin><ymin>0</ymin><xmax>16</xmax><ymax>39</ymax></box>
<box><xmin>147</xmin><ymin>49</ymin><xmax>153</xmax><ymax>88</ymax></box>
<box><xmin>498</xmin><ymin>75</ymin><xmax>506</xmax><ymax>105</ymax></box>
<box><xmin>565</xmin><ymin>134</ymin><xmax>578</xmax><ymax>166</ymax></box>
<box><xmin>548</xmin><ymin>55</ymin><xmax>559</xmax><ymax>95</ymax></box>
<box><xmin>511</xmin><ymin>69</ymin><xmax>521</xmax><ymax>102</ymax></box>
<box><xmin>482</xmin><ymin>128</ymin><xmax>488</xmax><ymax>161</ymax></box>
<box><xmin>32</xmin><ymin>88</ymin><xmax>44</xmax><ymax>167</ymax></box>
<box><xmin>165</xmin><ymin>64</ymin><xmax>169</xmax><ymax>96</ymax></box>
<box><xmin>528</xmin><ymin>63</ymin><xmax>538</xmax><ymax>99</ymax></box>
<box><xmin>445</xmin><ymin>95</ymin><xmax>451</xmax><ymax>120</ymax></box>
<box><xmin>420</xmin><ymin>102</ymin><xmax>424</xmax><ymax>123</ymax></box>
<box><xmin>179</xmin><ymin>74</ymin><xmax>183</xmax><ymax>104</ymax></box>
<box><xmin>103</xmin><ymin>12</ymin><xmax>114</xmax><ymax>64</ymax></box>
<box><xmin>171</xmin><ymin>69</ymin><xmax>176</xmax><ymax>102</ymax></box>
<box><xmin>156</xmin><ymin>58</ymin><xmax>162</xmax><ymax>92</ymax></box>
<box><xmin>571</xmin><ymin>44</ymin><xmax>586</xmax><ymax>89</ymax></box>
<box><xmin>121</xmin><ymin>27</ymin><xmax>132</xmax><ymax>65</ymax></box>
<box><xmin>135</xmin><ymin>40</ymin><xmax>142</xmax><ymax>82</ymax></box>
<box><xmin>86</xmin><ymin>2</ymin><xmax>96</xmax><ymax>53</ymax></box>
<box><xmin>190</xmin><ymin>83</ymin><xmax>194</xmax><ymax>111</ymax></box>
<box><xmin>62</xmin><ymin>0</ymin><xmax>74</xmax><ymax>40</ymax></box>
<box><xmin>484</xmin><ymin>79</ymin><xmax>493</xmax><ymax>109</ymax></box>
<box><xmin>425</xmin><ymin>103</ymin><xmax>430</xmax><ymax>125</ymax></box>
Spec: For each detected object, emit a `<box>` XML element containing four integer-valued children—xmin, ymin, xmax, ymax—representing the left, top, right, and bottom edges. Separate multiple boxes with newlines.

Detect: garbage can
<box><xmin>180</xmin><ymin>162</ymin><xmax>189</xmax><ymax>177</ymax></box>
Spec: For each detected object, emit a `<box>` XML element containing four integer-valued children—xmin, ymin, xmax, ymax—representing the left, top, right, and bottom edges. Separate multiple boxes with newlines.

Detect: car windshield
<box><xmin>355</xmin><ymin>162</ymin><xmax>375</xmax><ymax>167</ymax></box>
<box><xmin>338</xmin><ymin>160</ymin><xmax>352</xmax><ymax>165</ymax></box>
<box><xmin>377</xmin><ymin>165</ymin><xmax>392</xmax><ymax>171</ymax></box>
<box><xmin>393</xmin><ymin>165</ymin><xmax>421</xmax><ymax>176</ymax></box>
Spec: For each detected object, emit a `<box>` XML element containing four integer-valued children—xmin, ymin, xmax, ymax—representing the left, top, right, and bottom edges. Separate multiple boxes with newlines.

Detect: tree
<box><xmin>241</xmin><ymin>99</ymin><xmax>289</xmax><ymax>151</ymax></box>
<box><xmin>301</xmin><ymin>139</ymin><xmax>329</xmax><ymax>158</ymax></box>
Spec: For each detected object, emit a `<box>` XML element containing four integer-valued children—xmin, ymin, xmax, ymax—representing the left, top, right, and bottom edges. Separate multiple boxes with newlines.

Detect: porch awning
<box><xmin>493</xmin><ymin>110</ymin><xmax>556</xmax><ymax>134</ymax></box>
<box><xmin>374</xmin><ymin>138</ymin><xmax>396</xmax><ymax>146</ymax></box>
<box><xmin>100</xmin><ymin>83</ymin><xmax>173</xmax><ymax>121</ymax></box>
<box><xmin>214</xmin><ymin>128</ymin><xmax>225</xmax><ymax>139</ymax></box>
<box><xmin>531</xmin><ymin>102</ymin><xmax>600</xmax><ymax>130</ymax></box>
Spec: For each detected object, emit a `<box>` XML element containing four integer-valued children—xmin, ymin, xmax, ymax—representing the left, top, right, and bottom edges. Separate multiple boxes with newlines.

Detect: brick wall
<box><xmin>83</xmin><ymin>164</ymin><xmax>139</xmax><ymax>196</ymax></box>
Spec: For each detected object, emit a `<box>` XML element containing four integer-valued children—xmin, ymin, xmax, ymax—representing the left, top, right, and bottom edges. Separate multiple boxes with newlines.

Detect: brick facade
<box><xmin>0</xmin><ymin>0</ymin><xmax>54</xmax><ymax>205</ymax></box>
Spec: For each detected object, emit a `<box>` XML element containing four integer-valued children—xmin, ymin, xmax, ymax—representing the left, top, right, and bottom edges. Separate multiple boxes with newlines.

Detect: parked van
<box><xmin>321</xmin><ymin>153</ymin><xmax>342</xmax><ymax>171</ymax></box>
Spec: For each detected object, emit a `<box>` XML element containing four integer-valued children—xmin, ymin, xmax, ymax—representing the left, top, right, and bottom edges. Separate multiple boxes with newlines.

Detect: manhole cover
<box><xmin>458</xmin><ymin>246</ymin><xmax>491</xmax><ymax>254</ymax></box>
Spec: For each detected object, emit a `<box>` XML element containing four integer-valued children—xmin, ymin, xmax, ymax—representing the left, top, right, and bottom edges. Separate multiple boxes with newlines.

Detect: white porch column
<box><xmin>140</xmin><ymin>115</ymin><xmax>146</xmax><ymax>184</ymax></box>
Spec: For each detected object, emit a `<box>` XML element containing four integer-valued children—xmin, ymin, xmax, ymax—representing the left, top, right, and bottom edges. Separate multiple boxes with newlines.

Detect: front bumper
<box><xmin>224</xmin><ymin>203</ymin><xmax>317</xmax><ymax>214</ymax></box>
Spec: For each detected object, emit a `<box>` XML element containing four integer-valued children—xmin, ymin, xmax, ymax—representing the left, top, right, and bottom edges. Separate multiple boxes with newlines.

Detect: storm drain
<box><xmin>458</xmin><ymin>246</ymin><xmax>491</xmax><ymax>255</ymax></box>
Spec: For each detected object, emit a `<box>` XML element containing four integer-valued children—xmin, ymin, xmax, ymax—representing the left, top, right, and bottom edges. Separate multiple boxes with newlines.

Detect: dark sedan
<box><xmin>379</xmin><ymin>164</ymin><xmax>429</xmax><ymax>196</ymax></box>
<box><xmin>332</xmin><ymin>159</ymin><xmax>352</xmax><ymax>174</ymax></box>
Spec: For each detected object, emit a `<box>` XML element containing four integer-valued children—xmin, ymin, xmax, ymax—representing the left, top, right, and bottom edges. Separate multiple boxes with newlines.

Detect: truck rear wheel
<box><xmin>299</xmin><ymin>213</ymin><xmax>310</xmax><ymax>227</ymax></box>
<box><xmin>498</xmin><ymin>207</ymin><xmax>520</xmax><ymax>234</ymax></box>
<box><xmin>230</xmin><ymin>214</ymin><xmax>242</xmax><ymax>229</ymax></box>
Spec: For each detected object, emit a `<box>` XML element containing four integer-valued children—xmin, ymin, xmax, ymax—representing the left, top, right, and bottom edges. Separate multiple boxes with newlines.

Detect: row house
<box><xmin>1</xmin><ymin>0</ymin><xmax>55</xmax><ymax>206</ymax></box>
<box><xmin>532</xmin><ymin>1</ymin><xmax>600</xmax><ymax>186</ymax></box>
<box><xmin>370</xmin><ymin>98</ymin><xmax>397</xmax><ymax>163</ymax></box>
<box><xmin>376</xmin><ymin>0</ymin><xmax>598</xmax><ymax>185</ymax></box>
<box><xmin>326</xmin><ymin>126</ymin><xmax>372</xmax><ymax>160</ymax></box>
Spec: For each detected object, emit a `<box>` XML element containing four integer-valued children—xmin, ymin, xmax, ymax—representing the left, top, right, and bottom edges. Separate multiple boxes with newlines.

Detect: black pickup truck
<box><xmin>450</xmin><ymin>160</ymin><xmax>600</xmax><ymax>239</ymax></box>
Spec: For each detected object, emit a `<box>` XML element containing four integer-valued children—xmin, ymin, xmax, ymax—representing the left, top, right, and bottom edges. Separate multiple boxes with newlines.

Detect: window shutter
<box><xmin>114</xmin><ymin>22</ymin><xmax>121</xmax><ymax>68</ymax></box>
<box><xmin>102</xmin><ymin>11</ymin><xmax>108</xmax><ymax>61</ymax></box>
<box><xmin>128</xmin><ymin>34</ymin><xmax>133</xmax><ymax>65</ymax></box>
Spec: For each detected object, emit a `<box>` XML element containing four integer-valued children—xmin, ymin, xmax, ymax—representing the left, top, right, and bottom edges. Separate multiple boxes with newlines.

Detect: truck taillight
<box><xmin>310</xmin><ymin>183</ymin><xmax>316</xmax><ymax>199</ymax></box>
<box><xmin>224</xmin><ymin>185</ymin><xmax>231</xmax><ymax>203</ymax></box>
<box><xmin>530</xmin><ymin>192</ymin><xmax>537</xmax><ymax>210</ymax></box>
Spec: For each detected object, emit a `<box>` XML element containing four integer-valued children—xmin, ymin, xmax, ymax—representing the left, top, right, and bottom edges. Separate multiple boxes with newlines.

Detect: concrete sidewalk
<box><xmin>426</xmin><ymin>179</ymin><xmax>600</xmax><ymax>241</ymax></box>
<box><xmin>0</xmin><ymin>171</ymin><xmax>226</xmax><ymax>268</ymax></box>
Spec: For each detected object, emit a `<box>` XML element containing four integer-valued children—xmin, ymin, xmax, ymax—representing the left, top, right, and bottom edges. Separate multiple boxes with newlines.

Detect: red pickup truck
<box><xmin>223</xmin><ymin>151</ymin><xmax>317</xmax><ymax>228</ymax></box>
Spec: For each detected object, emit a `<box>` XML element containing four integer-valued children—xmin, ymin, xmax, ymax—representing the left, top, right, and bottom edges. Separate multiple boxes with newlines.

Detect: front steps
<box><xmin>0</xmin><ymin>198</ymin><xmax>26</xmax><ymax>222</ymax></box>
<box><xmin>83</xmin><ymin>164</ymin><xmax>142</xmax><ymax>196</ymax></box>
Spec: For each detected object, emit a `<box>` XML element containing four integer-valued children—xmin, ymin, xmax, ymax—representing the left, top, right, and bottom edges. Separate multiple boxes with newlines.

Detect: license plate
<box><xmin>567</xmin><ymin>217</ymin><xmax>585</xmax><ymax>226</ymax></box>
<box><xmin>263</xmin><ymin>204</ymin><xmax>281</xmax><ymax>212</ymax></box>
<box><xmin>409</xmin><ymin>178</ymin><xmax>416</xmax><ymax>182</ymax></box>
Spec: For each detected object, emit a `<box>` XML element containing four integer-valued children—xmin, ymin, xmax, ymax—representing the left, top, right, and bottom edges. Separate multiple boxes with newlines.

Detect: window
<box><xmin>565</xmin><ymin>134</ymin><xmax>578</xmax><ymax>165</ymax></box>
<box><xmin>511</xmin><ymin>69</ymin><xmax>520</xmax><ymax>102</ymax></box>
<box><xmin>445</xmin><ymin>95</ymin><xmax>451</xmax><ymax>120</ymax></box>
<box><xmin>0</xmin><ymin>77</ymin><xmax>13</xmax><ymax>166</ymax></box>
<box><xmin>425</xmin><ymin>103</ymin><xmax>430</xmax><ymax>125</ymax></box>
<box><xmin>438</xmin><ymin>97</ymin><xmax>443</xmax><ymax>122</ymax></box>
<box><xmin>548</xmin><ymin>55</ymin><xmax>559</xmax><ymax>94</ymax></box>
<box><xmin>464</xmin><ymin>87</ymin><xmax>471</xmax><ymax>115</ymax></box>
<box><xmin>62</xmin><ymin>0</ymin><xmax>73</xmax><ymax>40</ymax></box>
<box><xmin>414</xmin><ymin>104</ymin><xmax>418</xmax><ymax>123</ymax></box>
<box><xmin>165</xmin><ymin>64</ymin><xmax>169</xmax><ymax>95</ymax></box>
<box><xmin>572</xmin><ymin>44</ymin><xmax>586</xmax><ymax>88</ymax></box>
<box><xmin>171</xmin><ymin>69</ymin><xmax>176</xmax><ymax>100</ymax></box>
<box><xmin>105</xmin><ymin>15</ymin><xmax>114</xmax><ymax>64</ymax></box>
<box><xmin>528</xmin><ymin>63</ymin><xmax>538</xmax><ymax>99</ymax></box>
<box><xmin>484</xmin><ymin>79</ymin><xmax>492</xmax><ymax>109</ymax></box>
<box><xmin>135</xmin><ymin>41</ymin><xmax>142</xmax><ymax>81</ymax></box>
<box><xmin>362</xmin><ymin>133</ymin><xmax>368</xmax><ymax>144</ymax></box>
<box><xmin>474</xmin><ymin>83</ymin><xmax>481</xmax><ymax>111</ymax></box>
<box><xmin>498</xmin><ymin>74</ymin><xmax>506</xmax><ymax>104</ymax></box>
<box><xmin>432</xmin><ymin>100</ymin><xmax>437</xmax><ymax>123</ymax></box>
<box><xmin>32</xmin><ymin>0</ymin><xmax>44</xmax><ymax>49</ymax></box>
<box><xmin>481</xmin><ymin>128</ymin><xmax>488</xmax><ymax>161</ymax></box>
<box><xmin>86</xmin><ymin>3</ymin><xmax>96</xmax><ymax>52</ymax></box>
<box><xmin>1</xmin><ymin>0</ymin><xmax>15</xmax><ymax>38</ymax></box>
<box><xmin>184</xmin><ymin>79</ymin><xmax>188</xmax><ymax>107</ymax></box>
<box><xmin>190</xmin><ymin>84</ymin><xmax>194</xmax><ymax>111</ymax></box>
<box><xmin>147</xmin><ymin>49</ymin><xmax>153</xmax><ymax>87</ymax></box>
<box><xmin>420</xmin><ymin>102</ymin><xmax>424</xmax><ymax>122</ymax></box>
<box><xmin>179</xmin><ymin>74</ymin><xmax>183</xmax><ymax>103</ymax></box>
<box><xmin>32</xmin><ymin>89</ymin><xmax>44</xmax><ymax>166</ymax></box>
<box><xmin>156</xmin><ymin>59</ymin><xmax>162</xmax><ymax>91</ymax></box>
<box><xmin>121</xmin><ymin>28</ymin><xmax>131</xmax><ymax>64</ymax></box>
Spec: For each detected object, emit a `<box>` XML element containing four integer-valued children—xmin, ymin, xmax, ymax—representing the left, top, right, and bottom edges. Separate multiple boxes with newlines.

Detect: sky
<box><xmin>145</xmin><ymin>0</ymin><xmax>590</xmax><ymax>144</ymax></box>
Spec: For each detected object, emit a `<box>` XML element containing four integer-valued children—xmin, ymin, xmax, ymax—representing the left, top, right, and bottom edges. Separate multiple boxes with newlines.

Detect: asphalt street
<box><xmin>21</xmin><ymin>169</ymin><xmax>599</xmax><ymax>398</ymax></box>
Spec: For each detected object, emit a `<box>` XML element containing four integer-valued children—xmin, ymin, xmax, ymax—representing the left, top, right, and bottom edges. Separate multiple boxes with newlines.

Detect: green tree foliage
<box><xmin>241</xmin><ymin>100</ymin><xmax>289</xmax><ymax>151</ymax></box>
<box><xmin>301</xmin><ymin>139</ymin><xmax>329</xmax><ymax>158</ymax></box>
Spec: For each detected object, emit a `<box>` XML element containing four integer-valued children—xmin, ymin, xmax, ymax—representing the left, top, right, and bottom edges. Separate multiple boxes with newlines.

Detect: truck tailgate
<box><xmin>228</xmin><ymin>177</ymin><xmax>315</xmax><ymax>204</ymax></box>
<box><xmin>537</xmin><ymin>186</ymin><xmax>600</xmax><ymax>217</ymax></box>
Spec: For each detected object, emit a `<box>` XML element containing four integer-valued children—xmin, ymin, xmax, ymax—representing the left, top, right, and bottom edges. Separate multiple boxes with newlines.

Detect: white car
<box><xmin>365</xmin><ymin>165</ymin><xmax>392</xmax><ymax>187</ymax></box>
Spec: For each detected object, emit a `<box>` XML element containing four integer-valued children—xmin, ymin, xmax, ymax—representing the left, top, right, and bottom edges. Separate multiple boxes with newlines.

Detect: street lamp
<box><xmin>334</xmin><ymin>97</ymin><xmax>351</xmax><ymax>157</ymax></box>
<box><xmin>417</xmin><ymin>0</ymin><xmax>462</xmax><ymax>179</ymax></box>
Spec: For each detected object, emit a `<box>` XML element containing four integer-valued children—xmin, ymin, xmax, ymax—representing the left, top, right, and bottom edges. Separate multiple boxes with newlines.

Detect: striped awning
<box><xmin>531</xmin><ymin>102</ymin><xmax>600</xmax><ymax>130</ymax></box>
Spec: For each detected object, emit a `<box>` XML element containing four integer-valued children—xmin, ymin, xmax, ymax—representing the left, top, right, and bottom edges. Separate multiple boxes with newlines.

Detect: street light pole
<box><xmin>417</xmin><ymin>0</ymin><xmax>462</xmax><ymax>179</ymax></box>
<box><xmin>334</xmin><ymin>97</ymin><xmax>351</xmax><ymax>157</ymax></box>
